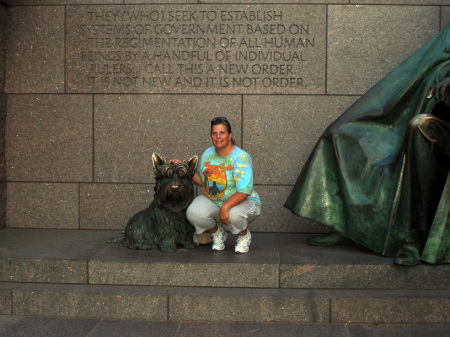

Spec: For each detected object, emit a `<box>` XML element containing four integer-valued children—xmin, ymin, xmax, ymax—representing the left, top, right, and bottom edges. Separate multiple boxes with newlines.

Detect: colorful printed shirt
<box><xmin>200</xmin><ymin>146</ymin><xmax>261</xmax><ymax>208</ymax></box>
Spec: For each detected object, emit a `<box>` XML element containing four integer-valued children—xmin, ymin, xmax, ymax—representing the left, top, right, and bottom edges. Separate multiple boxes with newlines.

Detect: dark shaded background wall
<box><xmin>2</xmin><ymin>1</ymin><xmax>450</xmax><ymax>232</ymax></box>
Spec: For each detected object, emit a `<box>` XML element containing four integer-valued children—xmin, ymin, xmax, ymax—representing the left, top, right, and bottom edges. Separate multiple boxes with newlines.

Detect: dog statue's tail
<box><xmin>108</xmin><ymin>232</ymin><xmax>125</xmax><ymax>243</ymax></box>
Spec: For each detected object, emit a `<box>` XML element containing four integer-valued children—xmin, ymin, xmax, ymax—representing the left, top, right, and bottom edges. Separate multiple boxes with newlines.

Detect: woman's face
<box><xmin>211</xmin><ymin>124</ymin><xmax>233</xmax><ymax>150</ymax></box>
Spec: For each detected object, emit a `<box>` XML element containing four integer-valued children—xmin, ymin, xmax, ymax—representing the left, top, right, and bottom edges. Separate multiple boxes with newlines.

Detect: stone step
<box><xmin>0</xmin><ymin>229</ymin><xmax>448</xmax><ymax>290</ymax></box>
<box><xmin>0</xmin><ymin>282</ymin><xmax>448</xmax><ymax>324</ymax></box>
<box><xmin>0</xmin><ymin>229</ymin><xmax>449</xmax><ymax>324</ymax></box>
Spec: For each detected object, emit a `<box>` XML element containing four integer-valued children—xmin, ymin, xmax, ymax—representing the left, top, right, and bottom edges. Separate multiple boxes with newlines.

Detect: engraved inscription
<box><xmin>66</xmin><ymin>5</ymin><xmax>326</xmax><ymax>93</ymax></box>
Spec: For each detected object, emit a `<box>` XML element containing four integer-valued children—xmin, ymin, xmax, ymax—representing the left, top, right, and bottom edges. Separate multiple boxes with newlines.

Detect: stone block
<box><xmin>327</xmin><ymin>5</ymin><xmax>440</xmax><ymax>95</ymax></box>
<box><xmin>0</xmin><ymin>228</ymin><xmax>115</xmax><ymax>259</ymax></box>
<box><xmin>244</xmin><ymin>95</ymin><xmax>358</xmax><ymax>185</ymax></box>
<box><xmin>177</xmin><ymin>322</ymin><xmax>348</xmax><ymax>337</ymax></box>
<box><xmin>90</xmin><ymin>234</ymin><xmax>279</xmax><ymax>288</ymax></box>
<box><xmin>330</xmin><ymin>289</ymin><xmax>450</xmax><ymax>324</ymax></box>
<box><xmin>169</xmin><ymin>287</ymin><xmax>330</xmax><ymax>323</ymax></box>
<box><xmin>125</xmin><ymin>0</ymin><xmax>192</xmax><ymax>3</ymax></box>
<box><xmin>353</xmin><ymin>0</ymin><xmax>447</xmax><ymax>4</ymax></box>
<box><xmin>0</xmin><ymin>6</ymin><xmax>5</xmax><ymax>92</ymax></box>
<box><xmin>6</xmin><ymin>183</ymin><xmax>79</xmax><ymax>228</ymax></box>
<box><xmin>66</xmin><ymin>5</ymin><xmax>326</xmax><ymax>94</ymax></box>
<box><xmin>279</xmin><ymin>234</ymin><xmax>408</xmax><ymax>289</ymax></box>
<box><xmin>0</xmin><ymin>288</ymin><xmax>12</xmax><ymax>315</ymax></box>
<box><xmin>252</xmin><ymin>185</ymin><xmax>329</xmax><ymax>233</ymax></box>
<box><xmin>80</xmin><ymin>183</ymin><xmax>153</xmax><ymax>230</ymax></box>
<box><xmin>346</xmin><ymin>324</ymin><xmax>450</xmax><ymax>337</ymax></box>
<box><xmin>0</xmin><ymin>315</ymin><xmax>21</xmax><ymax>334</ymax></box>
<box><xmin>406</xmin><ymin>264</ymin><xmax>450</xmax><ymax>290</ymax></box>
<box><xmin>7</xmin><ymin>0</ymin><xmax>120</xmax><ymax>4</ymax></box>
<box><xmin>94</xmin><ymin>95</ymin><xmax>241</xmax><ymax>183</ymax></box>
<box><xmin>88</xmin><ymin>320</ymin><xmax>179</xmax><ymax>337</ymax></box>
<box><xmin>0</xmin><ymin>229</ymin><xmax>116</xmax><ymax>282</ymax></box>
<box><xmin>6</xmin><ymin>95</ymin><xmax>93</xmax><ymax>182</ymax></box>
<box><xmin>202</xmin><ymin>0</ymin><xmax>346</xmax><ymax>2</ymax></box>
<box><xmin>0</xmin><ymin>317</ymin><xmax>99</xmax><ymax>337</ymax></box>
<box><xmin>6</xmin><ymin>6</ymin><xmax>64</xmax><ymax>93</ymax></box>
<box><xmin>0</xmin><ymin>95</ymin><xmax>6</xmax><ymax>179</ymax></box>
<box><xmin>0</xmin><ymin>183</ymin><xmax>5</xmax><ymax>229</ymax></box>
<box><xmin>0</xmin><ymin>259</ymin><xmax>87</xmax><ymax>284</ymax></box>
<box><xmin>13</xmin><ymin>283</ymin><xmax>169</xmax><ymax>320</ymax></box>
<box><xmin>443</xmin><ymin>7</ymin><xmax>450</xmax><ymax>28</ymax></box>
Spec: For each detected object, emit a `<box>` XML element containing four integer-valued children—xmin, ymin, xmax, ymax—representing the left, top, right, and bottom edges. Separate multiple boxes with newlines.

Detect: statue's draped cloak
<box><xmin>284</xmin><ymin>24</ymin><xmax>450</xmax><ymax>264</ymax></box>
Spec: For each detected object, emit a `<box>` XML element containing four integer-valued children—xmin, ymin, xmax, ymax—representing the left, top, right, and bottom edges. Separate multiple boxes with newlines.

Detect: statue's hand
<box><xmin>429</xmin><ymin>77</ymin><xmax>450</xmax><ymax>108</ymax></box>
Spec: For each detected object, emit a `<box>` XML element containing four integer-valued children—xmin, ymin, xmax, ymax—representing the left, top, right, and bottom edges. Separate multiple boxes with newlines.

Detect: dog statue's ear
<box><xmin>184</xmin><ymin>155</ymin><xmax>198</xmax><ymax>176</ymax></box>
<box><xmin>152</xmin><ymin>153</ymin><xmax>166</xmax><ymax>175</ymax></box>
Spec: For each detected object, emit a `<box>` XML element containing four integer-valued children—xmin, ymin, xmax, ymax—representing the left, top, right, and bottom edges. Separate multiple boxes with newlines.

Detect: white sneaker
<box><xmin>235</xmin><ymin>231</ymin><xmax>251</xmax><ymax>254</ymax></box>
<box><xmin>211</xmin><ymin>226</ymin><xmax>228</xmax><ymax>251</ymax></box>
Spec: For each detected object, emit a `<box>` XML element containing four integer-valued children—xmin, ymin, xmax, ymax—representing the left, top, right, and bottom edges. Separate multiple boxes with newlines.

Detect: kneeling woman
<box><xmin>188</xmin><ymin>117</ymin><xmax>261</xmax><ymax>253</ymax></box>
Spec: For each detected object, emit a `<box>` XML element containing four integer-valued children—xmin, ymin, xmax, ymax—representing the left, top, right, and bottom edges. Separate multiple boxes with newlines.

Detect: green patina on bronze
<box><xmin>285</xmin><ymin>24</ymin><xmax>450</xmax><ymax>264</ymax></box>
<box><xmin>111</xmin><ymin>153</ymin><xmax>199</xmax><ymax>253</ymax></box>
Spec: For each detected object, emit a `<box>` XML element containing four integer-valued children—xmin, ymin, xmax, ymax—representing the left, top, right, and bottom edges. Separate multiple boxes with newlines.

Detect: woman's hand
<box><xmin>219</xmin><ymin>192</ymin><xmax>249</xmax><ymax>226</ymax></box>
<box><xmin>219</xmin><ymin>205</ymin><xmax>231</xmax><ymax>226</ymax></box>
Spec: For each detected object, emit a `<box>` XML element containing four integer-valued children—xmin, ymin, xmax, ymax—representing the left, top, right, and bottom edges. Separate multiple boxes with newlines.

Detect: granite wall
<box><xmin>1</xmin><ymin>2</ymin><xmax>6</xmax><ymax>229</ymax></box>
<box><xmin>3</xmin><ymin>0</ymin><xmax>450</xmax><ymax>232</ymax></box>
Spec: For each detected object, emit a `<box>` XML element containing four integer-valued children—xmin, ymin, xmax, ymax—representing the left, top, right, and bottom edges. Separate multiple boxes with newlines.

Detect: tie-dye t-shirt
<box><xmin>200</xmin><ymin>146</ymin><xmax>261</xmax><ymax>208</ymax></box>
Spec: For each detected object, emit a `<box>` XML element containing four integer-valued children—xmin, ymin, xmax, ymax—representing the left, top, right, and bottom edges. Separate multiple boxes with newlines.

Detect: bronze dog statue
<box><xmin>112</xmin><ymin>153</ymin><xmax>198</xmax><ymax>252</ymax></box>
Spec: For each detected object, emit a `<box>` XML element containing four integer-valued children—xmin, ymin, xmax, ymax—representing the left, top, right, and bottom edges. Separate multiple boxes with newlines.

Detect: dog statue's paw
<box><xmin>160</xmin><ymin>243</ymin><xmax>177</xmax><ymax>253</ymax></box>
<box><xmin>182</xmin><ymin>241</ymin><xmax>198</xmax><ymax>249</ymax></box>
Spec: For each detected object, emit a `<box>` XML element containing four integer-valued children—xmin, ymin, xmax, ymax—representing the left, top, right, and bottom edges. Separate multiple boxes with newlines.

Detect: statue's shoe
<box><xmin>393</xmin><ymin>244</ymin><xmax>420</xmax><ymax>266</ymax></box>
<box><xmin>307</xmin><ymin>232</ymin><xmax>352</xmax><ymax>247</ymax></box>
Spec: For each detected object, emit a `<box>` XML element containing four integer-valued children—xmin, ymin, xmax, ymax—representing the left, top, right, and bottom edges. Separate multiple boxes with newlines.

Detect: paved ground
<box><xmin>1</xmin><ymin>316</ymin><xmax>449</xmax><ymax>337</ymax></box>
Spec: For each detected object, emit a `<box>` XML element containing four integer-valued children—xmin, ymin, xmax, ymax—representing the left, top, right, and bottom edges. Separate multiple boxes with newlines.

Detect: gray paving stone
<box><xmin>80</xmin><ymin>183</ymin><xmax>154</xmax><ymax>230</ymax></box>
<box><xmin>94</xmin><ymin>95</ymin><xmax>241</xmax><ymax>183</ymax></box>
<box><xmin>66</xmin><ymin>5</ymin><xmax>326</xmax><ymax>94</ymax></box>
<box><xmin>0</xmin><ymin>317</ymin><xmax>98</xmax><ymax>337</ymax></box>
<box><xmin>90</xmin><ymin>233</ymin><xmax>279</xmax><ymax>288</ymax></box>
<box><xmin>6</xmin><ymin>95</ymin><xmax>93</xmax><ymax>182</ymax></box>
<box><xmin>254</xmin><ymin>185</ymin><xmax>330</xmax><ymax>233</ymax></box>
<box><xmin>6</xmin><ymin>0</ymin><xmax>120</xmax><ymax>4</ymax></box>
<box><xmin>0</xmin><ymin>229</ymin><xmax>117</xmax><ymax>283</ymax></box>
<box><xmin>88</xmin><ymin>320</ymin><xmax>179</xmax><ymax>337</ymax></box>
<box><xmin>243</xmin><ymin>95</ymin><xmax>359</xmax><ymax>185</ymax></box>
<box><xmin>13</xmin><ymin>283</ymin><xmax>169</xmax><ymax>320</ymax></box>
<box><xmin>406</xmin><ymin>264</ymin><xmax>450</xmax><ymax>290</ymax></box>
<box><xmin>203</xmin><ymin>0</ymin><xmax>347</xmax><ymax>2</ymax></box>
<box><xmin>0</xmin><ymin>259</ymin><xmax>87</xmax><ymax>284</ymax></box>
<box><xmin>177</xmin><ymin>322</ymin><xmax>348</xmax><ymax>337</ymax></box>
<box><xmin>170</xmin><ymin>287</ymin><xmax>330</xmax><ymax>323</ymax></box>
<box><xmin>6</xmin><ymin>183</ymin><xmax>80</xmax><ymax>229</ymax></box>
<box><xmin>327</xmin><ymin>5</ymin><xmax>440</xmax><ymax>95</ymax></box>
<box><xmin>330</xmin><ymin>289</ymin><xmax>450</xmax><ymax>324</ymax></box>
<box><xmin>278</xmin><ymin>234</ymin><xmax>409</xmax><ymax>289</ymax></box>
<box><xmin>346</xmin><ymin>324</ymin><xmax>450</xmax><ymax>337</ymax></box>
<box><xmin>0</xmin><ymin>316</ymin><xmax>22</xmax><ymax>335</ymax></box>
<box><xmin>6</xmin><ymin>6</ymin><xmax>64</xmax><ymax>93</ymax></box>
<box><xmin>125</xmin><ymin>0</ymin><xmax>194</xmax><ymax>3</ymax></box>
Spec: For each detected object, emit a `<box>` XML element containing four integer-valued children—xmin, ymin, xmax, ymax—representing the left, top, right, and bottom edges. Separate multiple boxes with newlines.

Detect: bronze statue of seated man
<box><xmin>285</xmin><ymin>26</ymin><xmax>450</xmax><ymax>266</ymax></box>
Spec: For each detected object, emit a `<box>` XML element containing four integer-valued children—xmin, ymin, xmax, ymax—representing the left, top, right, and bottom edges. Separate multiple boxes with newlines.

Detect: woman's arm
<box><xmin>192</xmin><ymin>171</ymin><xmax>204</xmax><ymax>187</ymax></box>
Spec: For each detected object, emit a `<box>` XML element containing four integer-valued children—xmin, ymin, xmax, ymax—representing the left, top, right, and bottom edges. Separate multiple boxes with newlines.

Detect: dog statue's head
<box><xmin>152</xmin><ymin>153</ymin><xmax>198</xmax><ymax>213</ymax></box>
